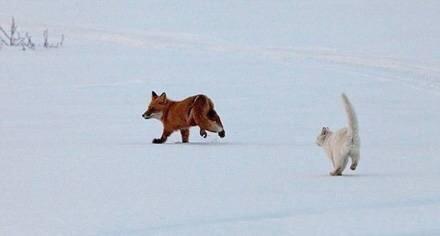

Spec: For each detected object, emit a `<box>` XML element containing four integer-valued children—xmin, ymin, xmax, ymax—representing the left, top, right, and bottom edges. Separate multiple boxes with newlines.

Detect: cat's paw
<box><xmin>350</xmin><ymin>163</ymin><xmax>357</xmax><ymax>170</ymax></box>
<box><xmin>330</xmin><ymin>168</ymin><xmax>342</xmax><ymax>176</ymax></box>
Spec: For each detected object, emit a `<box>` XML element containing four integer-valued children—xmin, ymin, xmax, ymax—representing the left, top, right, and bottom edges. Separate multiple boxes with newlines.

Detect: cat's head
<box><xmin>316</xmin><ymin>127</ymin><xmax>331</xmax><ymax>146</ymax></box>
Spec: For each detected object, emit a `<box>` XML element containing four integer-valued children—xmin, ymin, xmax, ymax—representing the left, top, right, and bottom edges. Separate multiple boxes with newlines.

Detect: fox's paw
<box><xmin>200</xmin><ymin>129</ymin><xmax>207</xmax><ymax>138</ymax></box>
<box><xmin>152</xmin><ymin>138</ymin><xmax>165</xmax><ymax>144</ymax></box>
<box><xmin>218</xmin><ymin>130</ymin><xmax>225</xmax><ymax>138</ymax></box>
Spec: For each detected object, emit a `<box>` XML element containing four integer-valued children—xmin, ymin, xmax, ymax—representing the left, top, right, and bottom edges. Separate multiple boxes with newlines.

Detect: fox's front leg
<box><xmin>152</xmin><ymin>130</ymin><xmax>172</xmax><ymax>144</ymax></box>
<box><xmin>180</xmin><ymin>129</ymin><xmax>190</xmax><ymax>143</ymax></box>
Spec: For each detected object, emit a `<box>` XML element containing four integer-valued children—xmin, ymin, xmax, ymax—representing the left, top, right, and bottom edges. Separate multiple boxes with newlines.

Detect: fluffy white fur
<box><xmin>316</xmin><ymin>93</ymin><xmax>360</xmax><ymax>176</ymax></box>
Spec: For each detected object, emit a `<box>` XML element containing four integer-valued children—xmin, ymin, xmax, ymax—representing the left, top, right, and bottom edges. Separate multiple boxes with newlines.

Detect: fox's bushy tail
<box><xmin>341</xmin><ymin>93</ymin><xmax>359</xmax><ymax>139</ymax></box>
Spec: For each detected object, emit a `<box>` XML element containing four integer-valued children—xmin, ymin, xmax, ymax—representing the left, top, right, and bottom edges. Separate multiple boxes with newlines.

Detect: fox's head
<box><xmin>316</xmin><ymin>127</ymin><xmax>331</xmax><ymax>146</ymax></box>
<box><xmin>142</xmin><ymin>91</ymin><xmax>168</xmax><ymax>120</ymax></box>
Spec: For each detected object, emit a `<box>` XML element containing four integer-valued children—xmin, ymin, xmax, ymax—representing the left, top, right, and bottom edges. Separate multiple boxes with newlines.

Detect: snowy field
<box><xmin>1</xmin><ymin>1</ymin><xmax>440</xmax><ymax>235</ymax></box>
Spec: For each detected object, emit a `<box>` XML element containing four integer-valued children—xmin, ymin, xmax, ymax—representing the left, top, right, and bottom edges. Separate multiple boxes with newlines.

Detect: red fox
<box><xmin>142</xmin><ymin>91</ymin><xmax>225</xmax><ymax>144</ymax></box>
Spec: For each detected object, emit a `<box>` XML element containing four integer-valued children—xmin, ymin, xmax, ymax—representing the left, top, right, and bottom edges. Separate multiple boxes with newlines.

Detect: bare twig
<box><xmin>15</xmin><ymin>37</ymin><xmax>24</xmax><ymax>45</ymax></box>
<box><xmin>0</xmin><ymin>26</ymin><xmax>11</xmax><ymax>41</ymax></box>
<box><xmin>25</xmin><ymin>33</ymin><xmax>35</xmax><ymax>49</ymax></box>
<box><xmin>43</xmin><ymin>29</ymin><xmax>48</xmax><ymax>48</ymax></box>
<box><xmin>60</xmin><ymin>34</ymin><xmax>64</xmax><ymax>47</ymax></box>
<box><xmin>0</xmin><ymin>17</ymin><xmax>64</xmax><ymax>50</ymax></box>
<box><xmin>0</xmin><ymin>35</ymin><xmax>8</xmax><ymax>45</ymax></box>
<box><xmin>10</xmin><ymin>17</ymin><xmax>17</xmax><ymax>45</ymax></box>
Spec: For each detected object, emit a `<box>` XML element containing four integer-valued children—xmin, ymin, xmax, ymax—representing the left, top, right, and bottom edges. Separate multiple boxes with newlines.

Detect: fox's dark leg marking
<box><xmin>153</xmin><ymin>130</ymin><xmax>172</xmax><ymax>144</ymax></box>
<box><xmin>200</xmin><ymin>128</ymin><xmax>207</xmax><ymax>138</ymax></box>
<box><xmin>180</xmin><ymin>129</ymin><xmax>190</xmax><ymax>143</ymax></box>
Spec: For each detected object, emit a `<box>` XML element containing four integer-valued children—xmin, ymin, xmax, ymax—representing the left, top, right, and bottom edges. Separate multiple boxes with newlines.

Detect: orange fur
<box><xmin>143</xmin><ymin>91</ymin><xmax>225</xmax><ymax>144</ymax></box>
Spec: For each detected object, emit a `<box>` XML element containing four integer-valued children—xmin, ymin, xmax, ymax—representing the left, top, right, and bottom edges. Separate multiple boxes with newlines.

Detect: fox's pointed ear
<box><xmin>321</xmin><ymin>127</ymin><xmax>327</xmax><ymax>135</ymax></box>
<box><xmin>157</xmin><ymin>92</ymin><xmax>167</xmax><ymax>103</ymax></box>
<box><xmin>152</xmin><ymin>91</ymin><xmax>158</xmax><ymax>98</ymax></box>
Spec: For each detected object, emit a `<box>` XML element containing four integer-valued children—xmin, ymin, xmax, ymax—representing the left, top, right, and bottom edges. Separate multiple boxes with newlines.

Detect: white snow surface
<box><xmin>1</xmin><ymin>1</ymin><xmax>440</xmax><ymax>235</ymax></box>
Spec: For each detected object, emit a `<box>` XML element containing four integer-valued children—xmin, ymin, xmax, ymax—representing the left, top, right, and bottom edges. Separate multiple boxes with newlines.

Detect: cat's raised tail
<box><xmin>341</xmin><ymin>93</ymin><xmax>359</xmax><ymax>139</ymax></box>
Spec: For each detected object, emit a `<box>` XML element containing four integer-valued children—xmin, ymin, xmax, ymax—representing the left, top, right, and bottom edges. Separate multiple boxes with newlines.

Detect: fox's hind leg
<box><xmin>199</xmin><ymin>128</ymin><xmax>207</xmax><ymax>138</ymax></box>
<box><xmin>180</xmin><ymin>129</ymin><xmax>190</xmax><ymax>143</ymax></box>
<box><xmin>192</xmin><ymin>96</ymin><xmax>225</xmax><ymax>138</ymax></box>
<box><xmin>197</xmin><ymin>116</ymin><xmax>225</xmax><ymax>138</ymax></box>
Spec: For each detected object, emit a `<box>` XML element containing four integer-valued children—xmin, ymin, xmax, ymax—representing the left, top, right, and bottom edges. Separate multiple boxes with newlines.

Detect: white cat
<box><xmin>316</xmin><ymin>93</ymin><xmax>360</xmax><ymax>176</ymax></box>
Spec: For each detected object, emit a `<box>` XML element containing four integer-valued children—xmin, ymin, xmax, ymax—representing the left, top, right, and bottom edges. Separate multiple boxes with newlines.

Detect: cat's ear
<box><xmin>152</xmin><ymin>91</ymin><xmax>158</xmax><ymax>98</ymax></box>
<box><xmin>321</xmin><ymin>127</ymin><xmax>327</xmax><ymax>135</ymax></box>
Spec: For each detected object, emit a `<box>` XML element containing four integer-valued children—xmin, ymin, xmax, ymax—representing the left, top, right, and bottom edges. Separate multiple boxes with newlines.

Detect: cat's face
<box><xmin>316</xmin><ymin>127</ymin><xmax>331</xmax><ymax>146</ymax></box>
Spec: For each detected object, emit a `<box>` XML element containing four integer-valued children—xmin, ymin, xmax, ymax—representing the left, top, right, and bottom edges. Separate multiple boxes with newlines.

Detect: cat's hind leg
<box><xmin>350</xmin><ymin>151</ymin><xmax>360</xmax><ymax>171</ymax></box>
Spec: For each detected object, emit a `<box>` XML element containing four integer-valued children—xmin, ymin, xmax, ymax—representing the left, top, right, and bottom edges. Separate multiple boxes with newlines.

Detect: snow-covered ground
<box><xmin>1</xmin><ymin>1</ymin><xmax>440</xmax><ymax>235</ymax></box>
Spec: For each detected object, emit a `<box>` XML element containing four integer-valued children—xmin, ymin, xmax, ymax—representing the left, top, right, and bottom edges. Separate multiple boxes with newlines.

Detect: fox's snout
<box><xmin>142</xmin><ymin>110</ymin><xmax>163</xmax><ymax>120</ymax></box>
<box><xmin>142</xmin><ymin>112</ymin><xmax>151</xmax><ymax>119</ymax></box>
